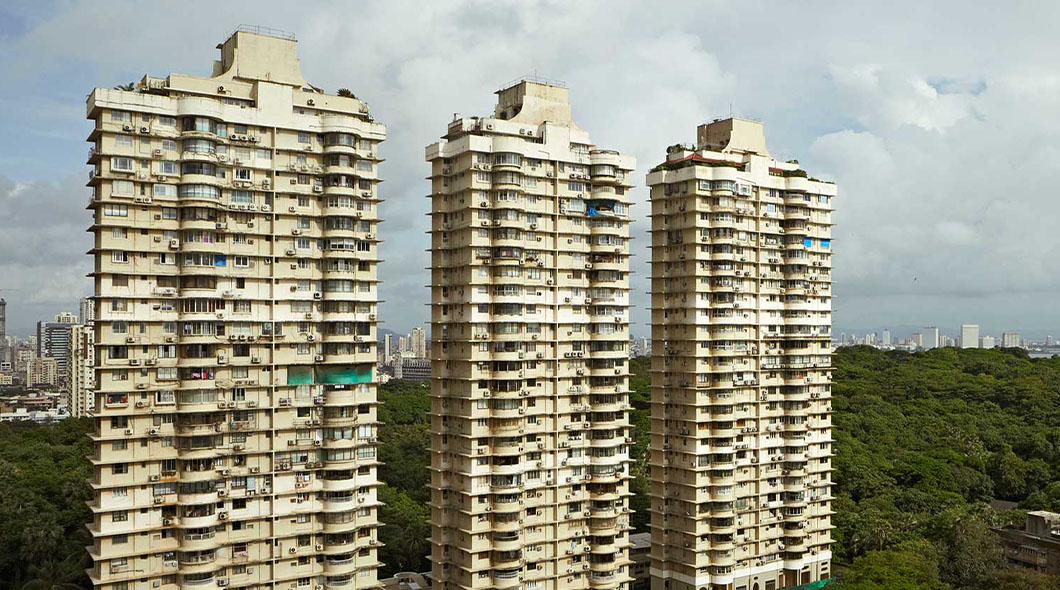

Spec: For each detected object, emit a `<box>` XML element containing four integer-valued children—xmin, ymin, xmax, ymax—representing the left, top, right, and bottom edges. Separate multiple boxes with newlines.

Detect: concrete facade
<box><xmin>70</xmin><ymin>324</ymin><xmax>96</xmax><ymax>417</ymax></box>
<box><xmin>647</xmin><ymin>119</ymin><xmax>834</xmax><ymax>590</ymax></box>
<box><xmin>426</xmin><ymin>79</ymin><xmax>637</xmax><ymax>590</ymax></box>
<box><xmin>86</xmin><ymin>27</ymin><xmax>384</xmax><ymax>590</ymax></box>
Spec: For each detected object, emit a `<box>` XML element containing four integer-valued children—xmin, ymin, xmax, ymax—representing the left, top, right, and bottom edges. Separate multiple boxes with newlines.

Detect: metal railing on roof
<box><xmin>233</xmin><ymin>24</ymin><xmax>296</xmax><ymax>41</ymax></box>
<box><xmin>498</xmin><ymin>74</ymin><xmax>568</xmax><ymax>92</ymax></box>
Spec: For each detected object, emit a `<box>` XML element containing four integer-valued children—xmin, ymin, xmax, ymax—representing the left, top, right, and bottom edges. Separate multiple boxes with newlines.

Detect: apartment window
<box><xmin>233</xmin><ymin>256</ymin><xmax>249</xmax><ymax>267</ymax></box>
<box><xmin>158</xmin><ymin>116</ymin><xmax>176</xmax><ymax>127</ymax></box>
<box><xmin>110</xmin><ymin>111</ymin><xmax>132</xmax><ymax>123</ymax></box>
<box><xmin>111</xmin><ymin>180</ymin><xmax>134</xmax><ymax>196</ymax></box>
<box><xmin>112</xmin><ymin>251</ymin><xmax>129</xmax><ymax>264</ymax></box>
<box><xmin>115</xmin><ymin>134</ymin><xmax>133</xmax><ymax>147</ymax></box>
<box><xmin>298</xmin><ymin>131</ymin><xmax>312</xmax><ymax>143</ymax></box>
<box><xmin>111</xmin><ymin>227</ymin><xmax>128</xmax><ymax>239</ymax></box>
<box><xmin>111</xmin><ymin>487</ymin><xmax>128</xmax><ymax>498</ymax></box>
<box><xmin>235</xmin><ymin>168</ymin><xmax>251</xmax><ymax>181</ymax></box>
<box><xmin>111</xmin><ymin>157</ymin><xmax>134</xmax><ymax>172</ymax></box>
<box><xmin>112</xmin><ymin>463</ymin><xmax>128</xmax><ymax>475</ymax></box>
<box><xmin>103</xmin><ymin>204</ymin><xmax>129</xmax><ymax>217</ymax></box>
<box><xmin>112</xmin><ymin>440</ymin><xmax>127</xmax><ymax>451</ymax></box>
<box><xmin>111</xmin><ymin>511</ymin><xmax>128</xmax><ymax>522</ymax></box>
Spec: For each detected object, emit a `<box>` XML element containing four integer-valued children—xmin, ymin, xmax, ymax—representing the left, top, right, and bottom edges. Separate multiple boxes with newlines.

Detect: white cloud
<box><xmin>3</xmin><ymin>0</ymin><xmax>1060</xmax><ymax>336</ymax></box>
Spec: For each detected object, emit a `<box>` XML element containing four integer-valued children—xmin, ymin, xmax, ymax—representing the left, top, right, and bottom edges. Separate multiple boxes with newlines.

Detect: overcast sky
<box><xmin>1</xmin><ymin>0</ymin><xmax>1059</xmax><ymax>339</ymax></box>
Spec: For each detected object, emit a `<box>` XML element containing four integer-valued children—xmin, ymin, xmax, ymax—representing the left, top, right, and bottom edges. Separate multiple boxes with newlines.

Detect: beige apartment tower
<box><xmin>70</xmin><ymin>323</ymin><xmax>96</xmax><ymax>418</ymax></box>
<box><xmin>648</xmin><ymin>119</ymin><xmax>835</xmax><ymax>590</ymax></box>
<box><xmin>426</xmin><ymin>79</ymin><xmax>637</xmax><ymax>590</ymax></box>
<box><xmin>86</xmin><ymin>28</ymin><xmax>384</xmax><ymax>590</ymax></box>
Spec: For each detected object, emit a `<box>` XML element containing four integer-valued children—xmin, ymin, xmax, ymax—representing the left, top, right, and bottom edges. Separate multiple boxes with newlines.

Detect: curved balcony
<box><xmin>177</xmin><ymin>489</ymin><xmax>220</xmax><ymax>505</ymax></box>
<box><xmin>179</xmin><ymin>577</ymin><xmax>218</xmax><ymax>590</ymax></box>
<box><xmin>179</xmin><ymin>511</ymin><xmax>220</xmax><ymax>530</ymax></box>
<box><xmin>178</xmin><ymin>530</ymin><xmax>221</xmax><ymax>552</ymax></box>
<box><xmin>321</xmin><ymin>495</ymin><xmax>359</xmax><ymax>513</ymax></box>
<box><xmin>323</xmin><ymin>553</ymin><xmax>360</xmax><ymax>576</ymax></box>
<box><xmin>588</xmin><ymin>570</ymin><xmax>621</xmax><ymax>589</ymax></box>
<box><xmin>321</xmin><ymin>516</ymin><xmax>361</xmax><ymax>535</ymax></box>
<box><xmin>490</xmin><ymin>532</ymin><xmax>522</xmax><ymax>552</ymax></box>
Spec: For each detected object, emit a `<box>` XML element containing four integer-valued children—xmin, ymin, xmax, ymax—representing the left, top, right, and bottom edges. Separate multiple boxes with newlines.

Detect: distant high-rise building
<box><xmin>0</xmin><ymin>298</ymin><xmax>6</xmax><ymax>364</ymax></box>
<box><xmin>69</xmin><ymin>324</ymin><xmax>95</xmax><ymax>417</ymax></box>
<box><xmin>961</xmin><ymin>324</ymin><xmax>980</xmax><ymax>348</ymax></box>
<box><xmin>1002</xmin><ymin>332</ymin><xmax>1022</xmax><ymax>348</ymax></box>
<box><xmin>26</xmin><ymin>356</ymin><xmax>58</xmax><ymax>386</ymax></box>
<box><xmin>79</xmin><ymin>297</ymin><xmax>96</xmax><ymax>325</ymax></box>
<box><xmin>882</xmin><ymin>330</ymin><xmax>892</xmax><ymax>346</ymax></box>
<box><xmin>37</xmin><ymin>318</ymin><xmax>76</xmax><ymax>383</ymax></box>
<box><xmin>394</xmin><ymin>356</ymin><xmax>430</xmax><ymax>381</ymax></box>
<box><xmin>648</xmin><ymin>117</ymin><xmax>835</xmax><ymax>589</ymax></box>
<box><xmin>911</xmin><ymin>332</ymin><xmax>923</xmax><ymax>348</ymax></box>
<box><xmin>398</xmin><ymin>335</ymin><xmax>408</xmax><ymax>354</ymax></box>
<box><xmin>411</xmin><ymin>326</ymin><xmax>426</xmax><ymax>359</ymax></box>
<box><xmin>981</xmin><ymin>335</ymin><xmax>996</xmax><ymax>349</ymax></box>
<box><xmin>383</xmin><ymin>332</ymin><xmax>394</xmax><ymax>365</ymax></box>
<box><xmin>427</xmin><ymin>79</ymin><xmax>635</xmax><ymax>590</ymax></box>
<box><xmin>922</xmin><ymin>326</ymin><xmax>939</xmax><ymax>350</ymax></box>
<box><xmin>85</xmin><ymin>28</ymin><xmax>384</xmax><ymax>590</ymax></box>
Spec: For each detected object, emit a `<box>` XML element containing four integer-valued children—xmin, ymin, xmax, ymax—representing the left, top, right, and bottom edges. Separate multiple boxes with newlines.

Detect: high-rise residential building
<box><xmin>0</xmin><ymin>298</ymin><xmax>7</xmax><ymax>365</ymax></box>
<box><xmin>85</xmin><ymin>28</ymin><xmax>384</xmax><ymax>590</ymax></box>
<box><xmin>26</xmin><ymin>356</ymin><xmax>59</xmax><ymax>386</ymax></box>
<box><xmin>394</xmin><ymin>356</ymin><xmax>431</xmax><ymax>381</ymax></box>
<box><xmin>981</xmin><ymin>335</ymin><xmax>996</xmax><ymax>349</ymax></box>
<box><xmin>426</xmin><ymin>79</ymin><xmax>636</xmax><ymax>590</ymax></box>
<box><xmin>881</xmin><ymin>330</ymin><xmax>892</xmax><ymax>347</ymax></box>
<box><xmin>911</xmin><ymin>333</ymin><xmax>924</xmax><ymax>348</ymax></box>
<box><xmin>398</xmin><ymin>335</ymin><xmax>409</xmax><ymax>354</ymax></box>
<box><xmin>70</xmin><ymin>324</ymin><xmax>96</xmax><ymax>417</ymax></box>
<box><xmin>648</xmin><ymin>118</ymin><xmax>835</xmax><ymax>590</ymax></box>
<box><xmin>1002</xmin><ymin>332</ymin><xmax>1022</xmax><ymax>348</ymax></box>
<box><xmin>960</xmin><ymin>324</ymin><xmax>980</xmax><ymax>348</ymax></box>
<box><xmin>383</xmin><ymin>332</ymin><xmax>394</xmax><ymax>365</ymax></box>
<box><xmin>922</xmin><ymin>326</ymin><xmax>939</xmax><ymax>350</ymax></box>
<box><xmin>38</xmin><ymin>315</ymin><xmax>77</xmax><ymax>384</ymax></box>
<box><xmin>411</xmin><ymin>326</ymin><xmax>427</xmax><ymax>359</ymax></box>
<box><xmin>81</xmin><ymin>296</ymin><xmax>97</xmax><ymax>325</ymax></box>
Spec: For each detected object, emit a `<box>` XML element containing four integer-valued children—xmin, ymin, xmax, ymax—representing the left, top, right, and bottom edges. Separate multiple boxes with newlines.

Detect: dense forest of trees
<box><xmin>9</xmin><ymin>348</ymin><xmax>1060</xmax><ymax>588</ymax></box>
